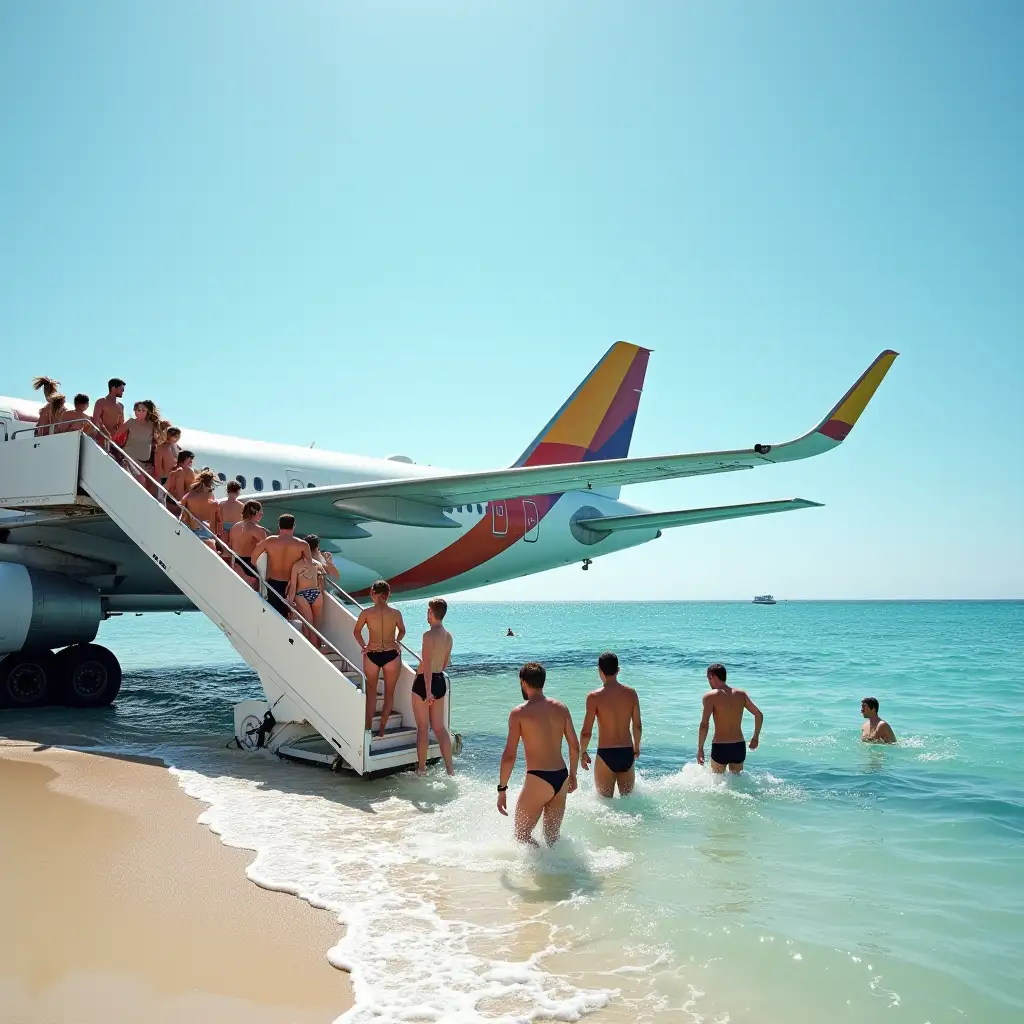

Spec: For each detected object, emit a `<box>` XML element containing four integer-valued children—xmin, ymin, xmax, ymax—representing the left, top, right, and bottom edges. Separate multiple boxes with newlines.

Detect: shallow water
<box><xmin>5</xmin><ymin>601</ymin><xmax>1022</xmax><ymax>1022</ymax></box>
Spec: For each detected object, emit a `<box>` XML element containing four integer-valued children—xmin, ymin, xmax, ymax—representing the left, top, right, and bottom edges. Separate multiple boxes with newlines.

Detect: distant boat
<box><xmin>753</xmin><ymin>594</ymin><xmax>777</xmax><ymax>605</ymax></box>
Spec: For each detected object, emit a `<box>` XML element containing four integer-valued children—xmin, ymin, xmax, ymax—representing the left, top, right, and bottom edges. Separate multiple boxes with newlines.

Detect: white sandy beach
<box><xmin>0</xmin><ymin>740</ymin><xmax>353</xmax><ymax>1024</ymax></box>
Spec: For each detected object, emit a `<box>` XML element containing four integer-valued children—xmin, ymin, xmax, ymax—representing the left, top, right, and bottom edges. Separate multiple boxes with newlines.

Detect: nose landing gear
<box><xmin>582</xmin><ymin>558</ymin><xmax>593</xmax><ymax>571</ymax></box>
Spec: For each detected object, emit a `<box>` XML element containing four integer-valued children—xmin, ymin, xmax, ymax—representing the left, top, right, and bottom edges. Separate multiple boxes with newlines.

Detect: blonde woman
<box><xmin>32</xmin><ymin>377</ymin><xmax>61</xmax><ymax>435</ymax></box>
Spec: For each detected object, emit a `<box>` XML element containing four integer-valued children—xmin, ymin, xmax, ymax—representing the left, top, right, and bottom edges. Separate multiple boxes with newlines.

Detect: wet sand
<box><xmin>0</xmin><ymin>740</ymin><xmax>353</xmax><ymax>1024</ymax></box>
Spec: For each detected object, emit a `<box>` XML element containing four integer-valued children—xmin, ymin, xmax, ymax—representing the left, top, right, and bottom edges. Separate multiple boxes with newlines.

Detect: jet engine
<box><xmin>0</xmin><ymin>563</ymin><xmax>102</xmax><ymax>655</ymax></box>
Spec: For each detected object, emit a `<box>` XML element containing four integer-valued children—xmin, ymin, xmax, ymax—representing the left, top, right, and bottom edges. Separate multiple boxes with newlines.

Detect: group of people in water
<box><xmin>492</xmin><ymin>656</ymin><xmax>898</xmax><ymax>846</ymax></box>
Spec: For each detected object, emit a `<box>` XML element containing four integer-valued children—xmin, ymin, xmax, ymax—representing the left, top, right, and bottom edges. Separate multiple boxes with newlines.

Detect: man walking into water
<box><xmin>249</xmin><ymin>514</ymin><xmax>311</xmax><ymax>617</ymax></box>
<box><xmin>412</xmin><ymin>598</ymin><xmax>454</xmax><ymax>776</ymax></box>
<box><xmin>579</xmin><ymin>651</ymin><xmax>642</xmax><ymax>796</ymax></box>
<box><xmin>697</xmin><ymin>663</ymin><xmax>763</xmax><ymax>774</ymax></box>
<box><xmin>497</xmin><ymin>662</ymin><xmax>580</xmax><ymax>846</ymax></box>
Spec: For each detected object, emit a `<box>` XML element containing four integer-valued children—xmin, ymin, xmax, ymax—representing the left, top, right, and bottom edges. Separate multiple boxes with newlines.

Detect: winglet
<box><xmin>815</xmin><ymin>350</ymin><xmax>898</xmax><ymax>442</ymax></box>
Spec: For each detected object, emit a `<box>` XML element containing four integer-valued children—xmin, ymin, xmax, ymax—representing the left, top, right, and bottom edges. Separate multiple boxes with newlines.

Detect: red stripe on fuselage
<box><xmin>382</xmin><ymin>495</ymin><xmax>557</xmax><ymax>594</ymax></box>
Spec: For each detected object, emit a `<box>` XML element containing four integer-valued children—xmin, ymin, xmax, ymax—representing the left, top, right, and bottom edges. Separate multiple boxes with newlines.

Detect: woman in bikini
<box><xmin>181</xmin><ymin>470</ymin><xmax>222</xmax><ymax>551</ymax></box>
<box><xmin>287</xmin><ymin>547</ymin><xmax>324</xmax><ymax>646</ymax></box>
<box><xmin>37</xmin><ymin>391</ymin><xmax>67</xmax><ymax>437</ymax></box>
<box><xmin>32</xmin><ymin>377</ymin><xmax>61</xmax><ymax>435</ymax></box>
<box><xmin>353</xmin><ymin>581</ymin><xmax>407</xmax><ymax>737</ymax></box>
<box><xmin>218</xmin><ymin>480</ymin><xmax>245</xmax><ymax>542</ymax></box>
<box><xmin>122</xmin><ymin>400</ymin><xmax>163</xmax><ymax>491</ymax></box>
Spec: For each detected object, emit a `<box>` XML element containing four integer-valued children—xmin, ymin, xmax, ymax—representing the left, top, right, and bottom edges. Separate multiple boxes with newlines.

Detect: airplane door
<box><xmin>286</xmin><ymin>469</ymin><xmax>305</xmax><ymax>490</ymax></box>
<box><xmin>523</xmin><ymin>500</ymin><xmax>539</xmax><ymax>543</ymax></box>
<box><xmin>491</xmin><ymin>501</ymin><xmax>508</xmax><ymax>536</ymax></box>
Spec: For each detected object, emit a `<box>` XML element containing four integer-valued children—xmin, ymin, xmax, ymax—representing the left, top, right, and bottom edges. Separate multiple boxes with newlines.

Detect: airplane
<box><xmin>0</xmin><ymin>342</ymin><xmax>897</xmax><ymax>704</ymax></box>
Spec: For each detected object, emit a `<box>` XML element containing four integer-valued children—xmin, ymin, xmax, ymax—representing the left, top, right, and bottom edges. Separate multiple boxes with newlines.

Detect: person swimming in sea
<box><xmin>579</xmin><ymin>651</ymin><xmax>642</xmax><ymax>796</ymax></box>
<box><xmin>497</xmin><ymin>662</ymin><xmax>580</xmax><ymax>846</ymax></box>
<box><xmin>860</xmin><ymin>697</ymin><xmax>896</xmax><ymax>743</ymax></box>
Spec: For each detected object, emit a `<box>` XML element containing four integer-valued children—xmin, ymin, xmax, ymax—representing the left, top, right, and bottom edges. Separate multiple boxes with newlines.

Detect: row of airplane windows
<box><xmin>214</xmin><ymin>473</ymin><xmax>315</xmax><ymax>492</ymax></box>
<box><xmin>211</xmin><ymin>473</ymin><xmax>487</xmax><ymax>517</ymax></box>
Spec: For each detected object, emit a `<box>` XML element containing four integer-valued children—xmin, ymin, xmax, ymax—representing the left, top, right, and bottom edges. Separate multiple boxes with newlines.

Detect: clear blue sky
<box><xmin>2</xmin><ymin>2</ymin><xmax>1021</xmax><ymax>599</ymax></box>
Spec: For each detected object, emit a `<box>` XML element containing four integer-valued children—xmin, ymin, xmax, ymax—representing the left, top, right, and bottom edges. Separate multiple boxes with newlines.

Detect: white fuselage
<box><xmin>0</xmin><ymin>400</ymin><xmax>659</xmax><ymax>607</ymax></box>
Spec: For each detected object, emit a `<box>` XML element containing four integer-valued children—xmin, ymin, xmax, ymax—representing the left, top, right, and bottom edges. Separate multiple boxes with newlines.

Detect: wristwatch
<box><xmin>497</xmin><ymin>784</ymin><xmax>507</xmax><ymax>792</ymax></box>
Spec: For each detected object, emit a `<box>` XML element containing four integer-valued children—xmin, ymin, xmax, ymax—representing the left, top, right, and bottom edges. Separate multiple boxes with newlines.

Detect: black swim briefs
<box><xmin>710</xmin><ymin>740</ymin><xmax>746</xmax><ymax>766</ymax></box>
<box><xmin>596</xmin><ymin>746</ymin><xmax>635</xmax><ymax>774</ymax></box>
<box><xmin>412</xmin><ymin>672</ymin><xmax>447</xmax><ymax>700</ymax></box>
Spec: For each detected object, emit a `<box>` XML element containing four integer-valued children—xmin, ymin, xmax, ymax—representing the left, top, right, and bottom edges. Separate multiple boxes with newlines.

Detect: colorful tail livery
<box><xmin>514</xmin><ymin>341</ymin><xmax>651</xmax><ymax>469</ymax></box>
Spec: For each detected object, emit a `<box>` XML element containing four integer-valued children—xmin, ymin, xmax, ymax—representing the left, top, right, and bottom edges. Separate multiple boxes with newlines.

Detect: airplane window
<box><xmin>236</xmin><ymin>475</ymin><xmax>246</xmax><ymax>488</ymax></box>
<box><xmin>307</xmin><ymin>482</ymin><xmax>315</xmax><ymax>488</ymax></box>
<box><xmin>456</xmin><ymin>505</ymin><xmax>463</xmax><ymax>513</ymax></box>
<box><xmin>272</xmin><ymin>480</ymin><xmax>281</xmax><ymax>491</ymax></box>
<box><xmin>217</xmin><ymin>472</ymin><xmax>227</xmax><ymax>482</ymax></box>
<box><xmin>476</xmin><ymin>504</ymin><xmax>483</xmax><ymax>514</ymax></box>
<box><xmin>254</xmin><ymin>477</ymin><xmax>264</xmax><ymax>491</ymax></box>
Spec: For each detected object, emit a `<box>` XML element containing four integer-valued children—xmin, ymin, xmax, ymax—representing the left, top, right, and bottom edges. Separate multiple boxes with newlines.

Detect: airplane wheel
<box><xmin>56</xmin><ymin>644</ymin><xmax>123</xmax><ymax>708</ymax></box>
<box><xmin>0</xmin><ymin>649</ymin><xmax>57</xmax><ymax>709</ymax></box>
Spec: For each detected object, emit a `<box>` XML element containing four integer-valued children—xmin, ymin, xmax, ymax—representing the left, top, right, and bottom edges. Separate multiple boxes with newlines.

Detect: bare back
<box><xmin>361</xmin><ymin>604</ymin><xmax>404</xmax><ymax>652</ymax></box>
<box><xmin>182</xmin><ymin>490</ymin><xmax>220</xmax><ymax>530</ymax></box>
<box><xmin>258</xmin><ymin>535</ymin><xmax>310</xmax><ymax>582</ymax></box>
<box><xmin>589</xmin><ymin>682</ymin><xmax>639</xmax><ymax>748</ymax></box>
<box><xmin>421</xmin><ymin>626</ymin><xmax>452</xmax><ymax>674</ymax></box>
<box><xmin>705</xmin><ymin>688</ymin><xmax>750</xmax><ymax>743</ymax></box>
<box><xmin>230</xmin><ymin>520</ymin><xmax>267</xmax><ymax>557</ymax></box>
<box><xmin>517</xmin><ymin>698</ymin><xmax>572</xmax><ymax>771</ymax></box>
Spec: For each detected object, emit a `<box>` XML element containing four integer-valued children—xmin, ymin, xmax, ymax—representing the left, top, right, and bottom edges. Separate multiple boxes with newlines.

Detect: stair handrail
<box><xmin>12</xmin><ymin>422</ymin><xmax>367</xmax><ymax>686</ymax></box>
<box><xmin>320</xmin><ymin>574</ymin><xmax>423</xmax><ymax>663</ymax></box>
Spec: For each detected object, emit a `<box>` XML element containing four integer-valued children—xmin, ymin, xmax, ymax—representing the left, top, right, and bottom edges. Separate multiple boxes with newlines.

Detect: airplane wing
<box><xmin>255</xmin><ymin>350</ymin><xmax>897</xmax><ymax>524</ymax></box>
<box><xmin>576</xmin><ymin>498</ymin><xmax>823</xmax><ymax>535</ymax></box>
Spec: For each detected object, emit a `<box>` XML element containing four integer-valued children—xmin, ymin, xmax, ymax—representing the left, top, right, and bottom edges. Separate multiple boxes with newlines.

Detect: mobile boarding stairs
<box><xmin>0</xmin><ymin>428</ymin><xmax>447</xmax><ymax>776</ymax></box>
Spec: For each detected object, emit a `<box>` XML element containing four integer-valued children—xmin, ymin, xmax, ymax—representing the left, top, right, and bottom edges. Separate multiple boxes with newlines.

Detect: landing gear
<box><xmin>56</xmin><ymin>644</ymin><xmax>122</xmax><ymax>707</ymax></box>
<box><xmin>0</xmin><ymin>644</ymin><xmax>122</xmax><ymax>709</ymax></box>
<box><xmin>0</xmin><ymin>649</ymin><xmax>58</xmax><ymax>708</ymax></box>
<box><xmin>582</xmin><ymin>558</ymin><xmax>593</xmax><ymax>571</ymax></box>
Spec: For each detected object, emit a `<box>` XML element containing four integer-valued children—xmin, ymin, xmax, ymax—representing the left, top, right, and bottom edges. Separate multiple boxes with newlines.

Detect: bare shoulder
<box><xmin>623</xmin><ymin>684</ymin><xmax>640</xmax><ymax>703</ymax></box>
<box><xmin>702</xmin><ymin>689</ymin><xmax>717</xmax><ymax>704</ymax></box>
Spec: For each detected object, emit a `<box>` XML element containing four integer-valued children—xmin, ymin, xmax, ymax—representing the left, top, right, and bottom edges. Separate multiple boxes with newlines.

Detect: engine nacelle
<box><xmin>0</xmin><ymin>564</ymin><xmax>102</xmax><ymax>654</ymax></box>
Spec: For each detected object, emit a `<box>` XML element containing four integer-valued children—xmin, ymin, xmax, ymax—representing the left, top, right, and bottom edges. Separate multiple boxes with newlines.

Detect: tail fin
<box><xmin>514</xmin><ymin>342</ymin><xmax>651</xmax><ymax>483</ymax></box>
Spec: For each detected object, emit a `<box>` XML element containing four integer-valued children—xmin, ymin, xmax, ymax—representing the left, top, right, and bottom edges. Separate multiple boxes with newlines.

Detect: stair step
<box><xmin>371</xmin><ymin>714</ymin><xmax>405</xmax><ymax>733</ymax></box>
<box><xmin>369</xmin><ymin>726</ymin><xmax>418</xmax><ymax>753</ymax></box>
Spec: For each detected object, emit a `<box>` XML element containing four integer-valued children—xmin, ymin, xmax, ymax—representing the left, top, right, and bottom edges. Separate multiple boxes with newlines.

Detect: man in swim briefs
<box><xmin>228</xmin><ymin>500</ymin><xmax>266</xmax><ymax>587</ymax></box>
<box><xmin>412</xmin><ymin>598</ymin><xmax>454</xmax><ymax>776</ymax></box>
<box><xmin>353</xmin><ymin>581</ymin><xmax>406</xmax><ymax>735</ymax></box>
<box><xmin>92</xmin><ymin>378</ymin><xmax>125</xmax><ymax>445</ymax></box>
<box><xmin>697</xmin><ymin>663</ymin><xmax>763</xmax><ymax>774</ymax></box>
<box><xmin>497</xmin><ymin>662</ymin><xmax>580</xmax><ymax>846</ymax></box>
<box><xmin>579</xmin><ymin>651</ymin><xmax>642</xmax><ymax>797</ymax></box>
<box><xmin>249</xmin><ymin>515</ymin><xmax>311</xmax><ymax>617</ymax></box>
<box><xmin>860</xmin><ymin>697</ymin><xmax>896</xmax><ymax>743</ymax></box>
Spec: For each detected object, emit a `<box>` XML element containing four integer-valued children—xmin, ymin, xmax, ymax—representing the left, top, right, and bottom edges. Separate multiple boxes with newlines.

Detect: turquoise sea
<box><xmin>4</xmin><ymin>601</ymin><xmax>1022</xmax><ymax>1023</ymax></box>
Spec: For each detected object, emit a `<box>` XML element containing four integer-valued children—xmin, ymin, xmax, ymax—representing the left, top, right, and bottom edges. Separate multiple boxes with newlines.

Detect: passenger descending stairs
<box><xmin>2</xmin><ymin>432</ymin><xmax>441</xmax><ymax>774</ymax></box>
